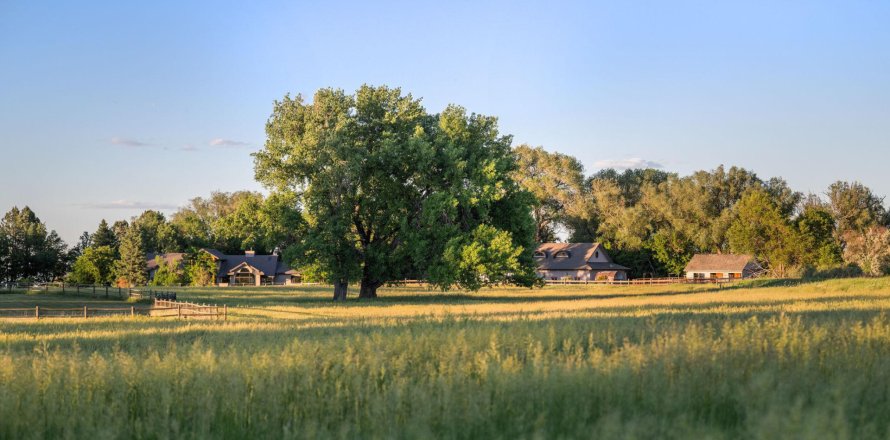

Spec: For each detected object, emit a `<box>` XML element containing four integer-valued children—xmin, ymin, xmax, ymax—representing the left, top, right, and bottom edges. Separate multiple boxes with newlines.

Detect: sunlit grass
<box><xmin>2</xmin><ymin>277</ymin><xmax>889</xmax><ymax>438</ymax></box>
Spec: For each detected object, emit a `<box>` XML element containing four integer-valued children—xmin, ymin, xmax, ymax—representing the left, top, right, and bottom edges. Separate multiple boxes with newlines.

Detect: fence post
<box><xmin>93</xmin><ymin>285</ymin><xmax>96</xmax><ymax>295</ymax></box>
<box><xmin>35</xmin><ymin>306</ymin><xmax>39</xmax><ymax>320</ymax></box>
<box><xmin>62</xmin><ymin>283</ymin><xmax>65</xmax><ymax>294</ymax></box>
<box><xmin>131</xmin><ymin>306</ymin><xmax>135</xmax><ymax>317</ymax></box>
<box><xmin>105</xmin><ymin>286</ymin><xmax>109</xmax><ymax>298</ymax></box>
<box><xmin>118</xmin><ymin>287</ymin><xmax>122</xmax><ymax>298</ymax></box>
<box><xmin>83</xmin><ymin>306</ymin><xmax>88</xmax><ymax>318</ymax></box>
<box><xmin>178</xmin><ymin>305</ymin><xmax>182</xmax><ymax>319</ymax></box>
<box><xmin>224</xmin><ymin>304</ymin><xmax>227</xmax><ymax>321</ymax></box>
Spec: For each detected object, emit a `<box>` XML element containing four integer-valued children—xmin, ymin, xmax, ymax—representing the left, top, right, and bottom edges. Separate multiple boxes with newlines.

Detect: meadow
<box><xmin>1</xmin><ymin>278</ymin><xmax>889</xmax><ymax>439</ymax></box>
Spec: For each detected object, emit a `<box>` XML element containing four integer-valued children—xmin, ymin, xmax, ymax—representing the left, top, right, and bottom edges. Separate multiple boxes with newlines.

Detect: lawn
<box><xmin>2</xmin><ymin>278</ymin><xmax>889</xmax><ymax>438</ymax></box>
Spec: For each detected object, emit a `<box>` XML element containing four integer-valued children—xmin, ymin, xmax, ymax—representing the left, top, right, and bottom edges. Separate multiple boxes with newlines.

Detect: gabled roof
<box><xmin>684</xmin><ymin>254</ymin><xmax>755</xmax><ymax>272</ymax></box>
<box><xmin>226</xmin><ymin>261</ymin><xmax>266</xmax><ymax>275</ymax></box>
<box><xmin>201</xmin><ymin>248</ymin><xmax>227</xmax><ymax>260</ymax></box>
<box><xmin>219</xmin><ymin>254</ymin><xmax>280</xmax><ymax>277</ymax></box>
<box><xmin>534</xmin><ymin>243</ymin><xmax>629</xmax><ymax>271</ymax></box>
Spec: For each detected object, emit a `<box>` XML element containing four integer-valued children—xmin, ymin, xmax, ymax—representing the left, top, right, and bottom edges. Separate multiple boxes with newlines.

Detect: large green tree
<box><xmin>0</xmin><ymin>206</ymin><xmax>68</xmax><ymax>282</ymax></box>
<box><xmin>92</xmin><ymin>219</ymin><xmax>117</xmax><ymax>249</ymax></box>
<box><xmin>827</xmin><ymin>181</ymin><xmax>887</xmax><ymax>236</ymax></box>
<box><xmin>727</xmin><ymin>190</ymin><xmax>801</xmax><ymax>277</ymax></box>
<box><xmin>132</xmin><ymin>210</ymin><xmax>181</xmax><ymax>253</ymax></box>
<box><xmin>513</xmin><ymin>145</ymin><xmax>585</xmax><ymax>242</ymax></box>
<box><xmin>68</xmin><ymin>245</ymin><xmax>117</xmax><ymax>285</ymax></box>
<box><xmin>255</xmin><ymin>85</ymin><xmax>537</xmax><ymax>299</ymax></box>
<box><xmin>795</xmin><ymin>204</ymin><xmax>843</xmax><ymax>268</ymax></box>
<box><xmin>170</xmin><ymin>191</ymin><xmax>302</xmax><ymax>254</ymax></box>
<box><xmin>115</xmin><ymin>226</ymin><xmax>147</xmax><ymax>287</ymax></box>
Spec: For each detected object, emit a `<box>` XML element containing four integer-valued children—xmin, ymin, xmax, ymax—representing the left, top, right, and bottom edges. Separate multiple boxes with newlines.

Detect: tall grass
<box><xmin>1</xmin><ymin>278</ymin><xmax>889</xmax><ymax>438</ymax></box>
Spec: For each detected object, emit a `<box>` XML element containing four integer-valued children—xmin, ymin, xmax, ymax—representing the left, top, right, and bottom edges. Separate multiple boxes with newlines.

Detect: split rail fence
<box><xmin>543</xmin><ymin>277</ymin><xmax>743</xmax><ymax>286</ymax></box>
<box><xmin>0</xmin><ymin>289</ymin><xmax>227</xmax><ymax>321</ymax></box>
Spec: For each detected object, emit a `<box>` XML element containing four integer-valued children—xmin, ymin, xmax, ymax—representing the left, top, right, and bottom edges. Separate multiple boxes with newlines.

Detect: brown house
<box><xmin>534</xmin><ymin>243</ymin><xmax>629</xmax><ymax>281</ymax></box>
<box><xmin>683</xmin><ymin>254</ymin><xmax>762</xmax><ymax>280</ymax></box>
<box><xmin>201</xmin><ymin>249</ymin><xmax>300</xmax><ymax>286</ymax></box>
<box><xmin>146</xmin><ymin>249</ymin><xmax>300</xmax><ymax>286</ymax></box>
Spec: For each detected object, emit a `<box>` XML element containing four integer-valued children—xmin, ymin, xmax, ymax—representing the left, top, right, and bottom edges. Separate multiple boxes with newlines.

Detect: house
<box><xmin>146</xmin><ymin>252</ymin><xmax>185</xmax><ymax>282</ymax></box>
<box><xmin>145</xmin><ymin>249</ymin><xmax>301</xmax><ymax>286</ymax></box>
<box><xmin>683</xmin><ymin>254</ymin><xmax>761</xmax><ymax>280</ymax></box>
<box><xmin>200</xmin><ymin>249</ymin><xmax>301</xmax><ymax>286</ymax></box>
<box><xmin>534</xmin><ymin>243</ymin><xmax>629</xmax><ymax>281</ymax></box>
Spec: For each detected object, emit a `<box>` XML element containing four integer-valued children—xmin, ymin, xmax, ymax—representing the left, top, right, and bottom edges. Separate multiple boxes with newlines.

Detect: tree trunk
<box><xmin>359</xmin><ymin>278</ymin><xmax>380</xmax><ymax>299</ymax></box>
<box><xmin>332</xmin><ymin>279</ymin><xmax>348</xmax><ymax>301</ymax></box>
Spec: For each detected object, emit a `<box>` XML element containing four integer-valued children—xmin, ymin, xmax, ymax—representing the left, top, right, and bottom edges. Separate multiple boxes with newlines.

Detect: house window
<box><xmin>595</xmin><ymin>251</ymin><xmax>599</xmax><ymax>259</ymax></box>
<box><xmin>233</xmin><ymin>267</ymin><xmax>255</xmax><ymax>286</ymax></box>
<box><xmin>693</xmin><ymin>273</ymin><xmax>705</xmax><ymax>279</ymax></box>
<box><xmin>533</xmin><ymin>251</ymin><xmax>545</xmax><ymax>259</ymax></box>
<box><xmin>554</xmin><ymin>251</ymin><xmax>571</xmax><ymax>259</ymax></box>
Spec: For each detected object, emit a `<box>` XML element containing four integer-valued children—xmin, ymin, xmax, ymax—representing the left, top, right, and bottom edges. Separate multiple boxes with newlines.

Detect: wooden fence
<box><xmin>0</xmin><ymin>297</ymin><xmax>227</xmax><ymax>321</ymax></box>
<box><xmin>543</xmin><ymin>277</ymin><xmax>743</xmax><ymax>286</ymax></box>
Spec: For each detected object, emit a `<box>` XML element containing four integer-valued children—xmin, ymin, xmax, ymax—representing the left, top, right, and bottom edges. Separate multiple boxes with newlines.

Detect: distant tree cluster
<box><xmin>3</xmin><ymin>84</ymin><xmax>889</xmax><ymax>291</ymax></box>
<box><xmin>513</xmin><ymin>146</ymin><xmax>890</xmax><ymax>278</ymax></box>
<box><xmin>0</xmin><ymin>207</ymin><xmax>68</xmax><ymax>283</ymax></box>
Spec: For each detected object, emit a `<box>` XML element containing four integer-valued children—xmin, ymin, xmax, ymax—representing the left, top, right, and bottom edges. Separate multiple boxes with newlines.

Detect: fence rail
<box><xmin>0</xmin><ymin>292</ymin><xmax>227</xmax><ymax>321</ymax></box>
<box><xmin>543</xmin><ymin>277</ymin><xmax>743</xmax><ymax>286</ymax></box>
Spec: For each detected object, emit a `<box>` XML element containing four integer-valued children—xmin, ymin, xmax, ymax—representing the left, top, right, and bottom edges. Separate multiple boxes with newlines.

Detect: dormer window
<box><xmin>554</xmin><ymin>250</ymin><xmax>571</xmax><ymax>259</ymax></box>
<box><xmin>533</xmin><ymin>251</ymin><xmax>546</xmax><ymax>259</ymax></box>
<box><xmin>595</xmin><ymin>251</ymin><xmax>599</xmax><ymax>259</ymax></box>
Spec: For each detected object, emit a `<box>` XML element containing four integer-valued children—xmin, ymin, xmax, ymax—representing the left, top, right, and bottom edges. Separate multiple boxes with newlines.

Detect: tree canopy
<box><xmin>254</xmin><ymin>85</ymin><xmax>538</xmax><ymax>299</ymax></box>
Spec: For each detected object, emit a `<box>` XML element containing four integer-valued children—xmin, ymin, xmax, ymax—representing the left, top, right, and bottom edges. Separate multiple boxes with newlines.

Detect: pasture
<box><xmin>2</xmin><ymin>278</ymin><xmax>890</xmax><ymax>438</ymax></box>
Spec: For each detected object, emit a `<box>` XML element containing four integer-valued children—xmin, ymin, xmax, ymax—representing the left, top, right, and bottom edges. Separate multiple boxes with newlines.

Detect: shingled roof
<box><xmin>684</xmin><ymin>254</ymin><xmax>755</xmax><ymax>272</ymax></box>
<box><xmin>200</xmin><ymin>249</ymin><xmax>296</xmax><ymax>276</ymax></box>
<box><xmin>535</xmin><ymin>243</ymin><xmax>629</xmax><ymax>271</ymax></box>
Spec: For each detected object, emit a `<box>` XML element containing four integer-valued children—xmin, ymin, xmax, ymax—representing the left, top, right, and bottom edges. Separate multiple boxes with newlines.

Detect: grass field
<box><xmin>2</xmin><ymin>278</ymin><xmax>890</xmax><ymax>438</ymax></box>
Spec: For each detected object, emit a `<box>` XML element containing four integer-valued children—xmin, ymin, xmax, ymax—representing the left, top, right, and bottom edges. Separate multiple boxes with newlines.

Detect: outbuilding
<box><xmin>683</xmin><ymin>254</ymin><xmax>761</xmax><ymax>280</ymax></box>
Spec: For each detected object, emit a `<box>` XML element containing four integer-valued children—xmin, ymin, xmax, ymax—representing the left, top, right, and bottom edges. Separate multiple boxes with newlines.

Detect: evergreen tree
<box><xmin>115</xmin><ymin>226</ymin><xmax>147</xmax><ymax>287</ymax></box>
<box><xmin>92</xmin><ymin>219</ymin><xmax>117</xmax><ymax>248</ymax></box>
<box><xmin>0</xmin><ymin>206</ymin><xmax>68</xmax><ymax>282</ymax></box>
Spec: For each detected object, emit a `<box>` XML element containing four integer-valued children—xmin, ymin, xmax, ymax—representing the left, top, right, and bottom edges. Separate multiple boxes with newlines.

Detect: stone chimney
<box><xmin>245</xmin><ymin>250</ymin><xmax>255</xmax><ymax>258</ymax></box>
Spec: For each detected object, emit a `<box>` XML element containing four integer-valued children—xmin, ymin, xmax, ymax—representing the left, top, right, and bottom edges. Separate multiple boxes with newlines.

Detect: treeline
<box><xmin>3</xmin><ymin>86</ymin><xmax>890</xmax><ymax>287</ymax></box>
<box><xmin>515</xmin><ymin>145</ymin><xmax>890</xmax><ymax>277</ymax></box>
<box><xmin>0</xmin><ymin>191</ymin><xmax>301</xmax><ymax>286</ymax></box>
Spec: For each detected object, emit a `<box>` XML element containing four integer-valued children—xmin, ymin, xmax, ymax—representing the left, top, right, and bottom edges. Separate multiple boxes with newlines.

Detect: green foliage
<box><xmin>150</xmin><ymin>256</ymin><xmax>185</xmax><ymax>286</ymax></box>
<box><xmin>796</xmin><ymin>204</ymin><xmax>843</xmax><ymax>268</ymax></box>
<box><xmin>513</xmin><ymin>144</ymin><xmax>585</xmax><ymax>242</ymax></box>
<box><xmin>0</xmin><ymin>206</ymin><xmax>68</xmax><ymax>282</ymax></box>
<box><xmin>68</xmin><ymin>245</ymin><xmax>116</xmax><ymax>285</ymax></box>
<box><xmin>727</xmin><ymin>190</ymin><xmax>801</xmax><ymax>277</ymax></box>
<box><xmin>132</xmin><ymin>210</ymin><xmax>181</xmax><ymax>253</ymax></box>
<box><xmin>827</xmin><ymin>181</ymin><xmax>888</xmax><ymax>235</ymax></box>
<box><xmin>438</xmin><ymin>224</ymin><xmax>537</xmax><ymax>291</ymax></box>
<box><xmin>92</xmin><ymin>219</ymin><xmax>117</xmax><ymax>249</ymax></box>
<box><xmin>115</xmin><ymin>226</ymin><xmax>147</xmax><ymax>287</ymax></box>
<box><xmin>169</xmin><ymin>191</ymin><xmax>303</xmax><ymax>255</ymax></box>
<box><xmin>255</xmin><ymin>85</ymin><xmax>537</xmax><ymax>298</ymax></box>
<box><xmin>186</xmin><ymin>251</ymin><xmax>218</xmax><ymax>286</ymax></box>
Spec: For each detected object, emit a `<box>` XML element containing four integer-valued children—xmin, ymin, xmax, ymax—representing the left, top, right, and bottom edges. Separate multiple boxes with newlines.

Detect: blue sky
<box><xmin>1</xmin><ymin>0</ymin><xmax>889</xmax><ymax>243</ymax></box>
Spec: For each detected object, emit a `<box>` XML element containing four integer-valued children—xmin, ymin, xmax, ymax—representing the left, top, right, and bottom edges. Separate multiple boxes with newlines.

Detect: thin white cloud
<box><xmin>181</xmin><ymin>144</ymin><xmax>199</xmax><ymax>151</ymax></box>
<box><xmin>79</xmin><ymin>200</ymin><xmax>179</xmax><ymax>210</ymax></box>
<box><xmin>110</xmin><ymin>137</ymin><xmax>150</xmax><ymax>147</ymax></box>
<box><xmin>593</xmin><ymin>158</ymin><xmax>664</xmax><ymax>170</ymax></box>
<box><xmin>209</xmin><ymin>138</ymin><xmax>250</xmax><ymax>148</ymax></box>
